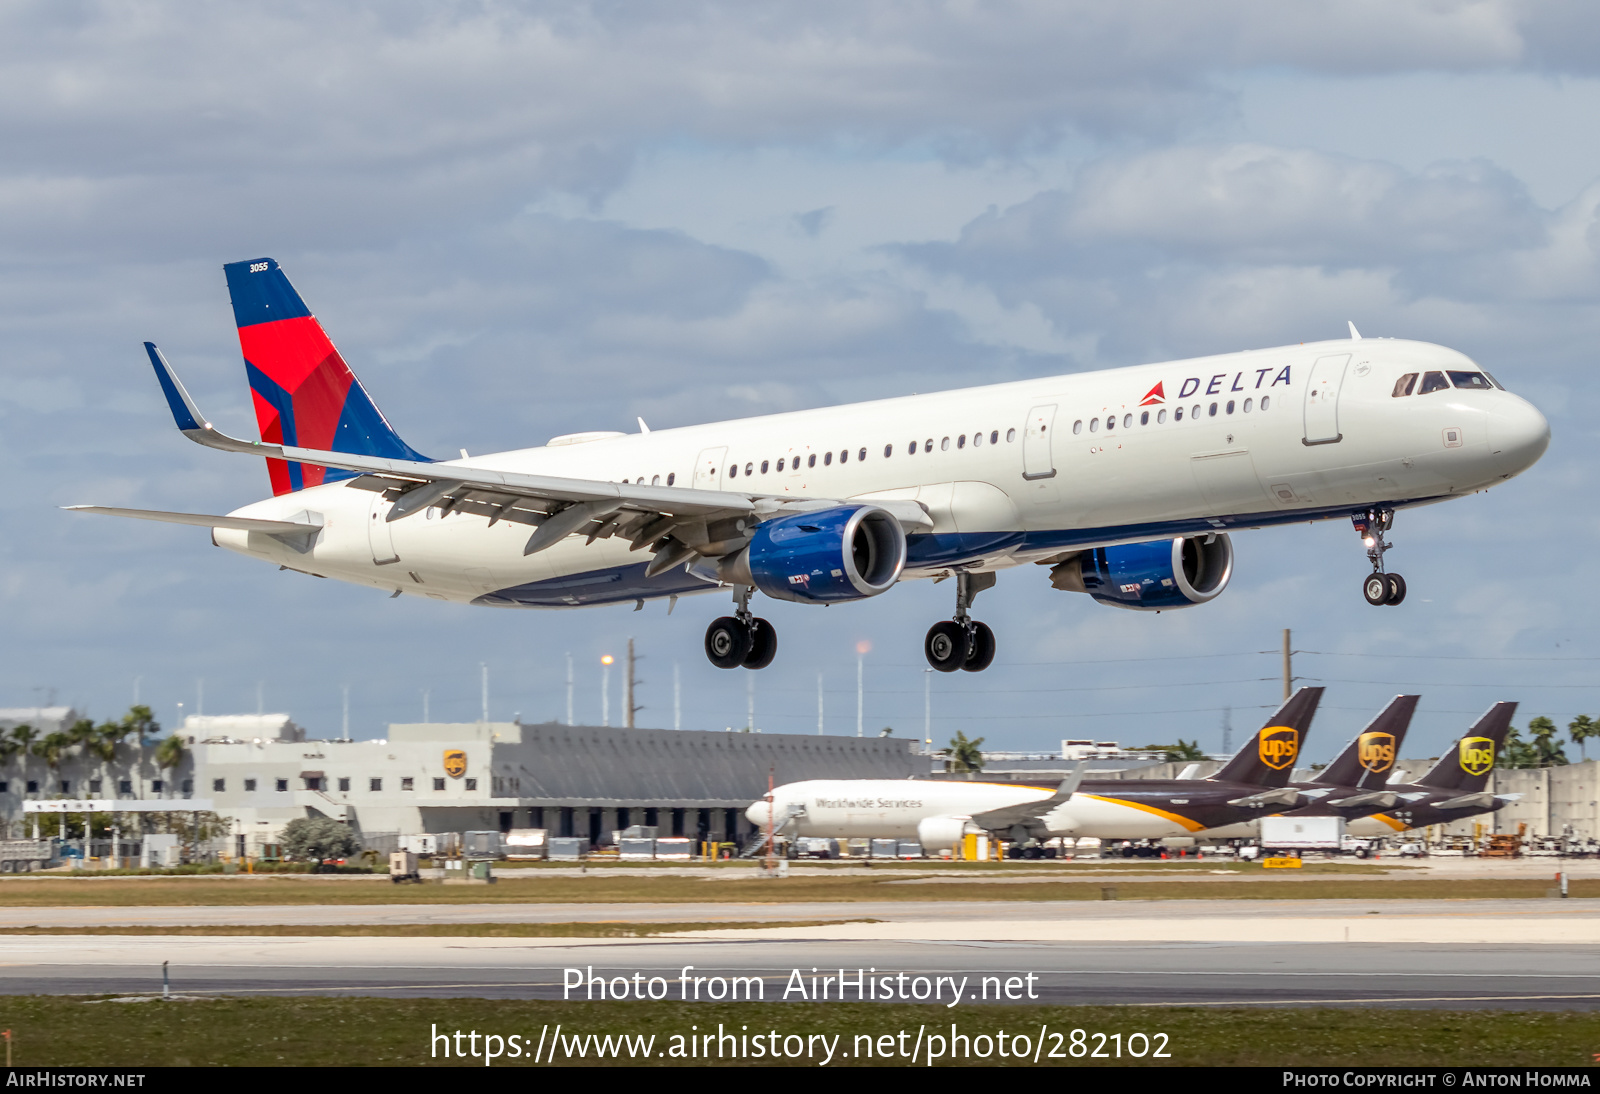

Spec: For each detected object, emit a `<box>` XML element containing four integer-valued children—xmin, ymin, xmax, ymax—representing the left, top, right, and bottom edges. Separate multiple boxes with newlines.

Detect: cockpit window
<box><xmin>1419</xmin><ymin>371</ymin><xmax>1450</xmax><ymax>394</ymax></box>
<box><xmin>1480</xmin><ymin>370</ymin><xmax>1505</xmax><ymax>390</ymax></box>
<box><xmin>1448</xmin><ymin>370</ymin><xmax>1493</xmax><ymax>390</ymax></box>
<box><xmin>1392</xmin><ymin>373</ymin><xmax>1417</xmax><ymax>397</ymax></box>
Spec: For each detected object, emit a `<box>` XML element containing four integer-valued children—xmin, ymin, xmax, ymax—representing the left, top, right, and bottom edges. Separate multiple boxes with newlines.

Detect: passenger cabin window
<box><xmin>1105</xmin><ymin>416</ymin><xmax>1115</xmax><ymax>431</ymax></box>
<box><xmin>907</xmin><ymin>441</ymin><xmax>917</xmax><ymax>454</ymax></box>
<box><xmin>883</xmin><ymin>444</ymin><xmax>893</xmax><ymax>458</ymax></box>
<box><xmin>1243</xmin><ymin>398</ymin><xmax>1253</xmax><ymax>412</ymax></box>
<box><xmin>1122</xmin><ymin>413</ymin><xmax>1132</xmax><ymax>428</ymax></box>
<box><xmin>760</xmin><ymin>460</ymin><xmax>769</xmax><ymax>474</ymax></box>
<box><xmin>839</xmin><ymin>449</ymin><xmax>848</xmax><ymax>463</ymax></box>
<box><xmin>1174</xmin><ymin>407</ymin><xmax>1183</xmax><ymax>421</ymax></box>
<box><xmin>1449</xmin><ymin>371</ymin><xmax>1493</xmax><ymax>390</ymax></box>
<box><xmin>776</xmin><ymin>458</ymin><xmax>785</xmax><ymax>471</ymax></box>
<box><xmin>1393</xmin><ymin>373</ymin><xmax>1418</xmax><ymax>397</ymax></box>
<box><xmin>990</xmin><ymin>430</ymin><xmax>1000</xmax><ymax>444</ymax></box>
<box><xmin>1225</xmin><ymin>400</ymin><xmax>1235</xmax><ymax>414</ymax></box>
<box><xmin>728</xmin><ymin>465</ymin><xmax>738</xmax><ymax>478</ymax></box>
<box><xmin>744</xmin><ymin>462</ymin><xmax>753</xmax><ymax>475</ymax></box>
<box><xmin>941</xmin><ymin>437</ymin><xmax>950</xmax><ymax>451</ymax></box>
<box><xmin>808</xmin><ymin>454</ymin><xmax>816</xmax><ymax>467</ymax></box>
<box><xmin>1073</xmin><ymin>420</ymin><xmax>1083</xmax><ymax>434</ymax></box>
<box><xmin>824</xmin><ymin>451</ymin><xmax>832</xmax><ymax>465</ymax></box>
<box><xmin>667</xmin><ymin>473</ymin><xmax>675</xmax><ymax>485</ymax></box>
<box><xmin>1006</xmin><ymin>429</ymin><xmax>1016</xmax><ymax>442</ymax></box>
<box><xmin>973</xmin><ymin>431</ymin><xmax>984</xmax><ymax>446</ymax></box>
<box><xmin>1139</xmin><ymin>411</ymin><xmax>1148</xmax><ymax>425</ymax></box>
<box><xmin>1261</xmin><ymin>396</ymin><xmax>1271</xmax><ymax>410</ymax></box>
<box><xmin>925</xmin><ymin>437</ymin><xmax>934</xmax><ymax>451</ymax></box>
<box><xmin>1089</xmin><ymin>418</ymin><xmax>1099</xmax><ymax>432</ymax></box>
<box><xmin>1157</xmin><ymin>409</ymin><xmax>1167</xmax><ymax>423</ymax></box>
<box><xmin>858</xmin><ymin>447</ymin><xmax>867</xmax><ymax>461</ymax></box>
<box><xmin>1208</xmin><ymin>402</ymin><xmax>1218</xmax><ymax>417</ymax></box>
<box><xmin>957</xmin><ymin>435</ymin><xmax>966</xmax><ymax>449</ymax></box>
<box><xmin>1419</xmin><ymin>371</ymin><xmax>1450</xmax><ymax>394</ymax></box>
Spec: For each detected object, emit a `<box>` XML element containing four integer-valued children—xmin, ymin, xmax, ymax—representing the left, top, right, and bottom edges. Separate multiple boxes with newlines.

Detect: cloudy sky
<box><xmin>5</xmin><ymin>1</ymin><xmax>1599</xmax><ymax>762</ymax></box>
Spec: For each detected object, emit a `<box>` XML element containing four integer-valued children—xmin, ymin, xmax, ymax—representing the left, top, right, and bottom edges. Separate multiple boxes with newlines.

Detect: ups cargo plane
<box><xmin>1345</xmin><ymin>702</ymin><xmax>1518</xmax><ymax>837</ymax></box>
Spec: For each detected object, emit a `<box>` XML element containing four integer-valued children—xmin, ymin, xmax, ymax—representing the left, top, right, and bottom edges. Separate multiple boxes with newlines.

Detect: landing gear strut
<box><xmin>924</xmin><ymin>571</ymin><xmax>998</xmax><ymax>672</ymax></box>
<box><xmin>1353</xmin><ymin>508</ymin><xmax>1406</xmax><ymax>606</ymax></box>
<box><xmin>705</xmin><ymin>586</ymin><xmax>778</xmax><ymax>669</ymax></box>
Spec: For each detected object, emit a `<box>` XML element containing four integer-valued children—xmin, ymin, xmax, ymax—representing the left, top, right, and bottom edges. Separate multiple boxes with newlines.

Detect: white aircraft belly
<box><xmin>1045</xmin><ymin>794</ymin><xmax>1199</xmax><ymax>840</ymax></box>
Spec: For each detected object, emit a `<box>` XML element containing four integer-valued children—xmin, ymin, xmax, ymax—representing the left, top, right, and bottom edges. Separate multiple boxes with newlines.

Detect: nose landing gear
<box><xmin>1354</xmin><ymin>509</ymin><xmax>1406</xmax><ymax>606</ymax></box>
<box><xmin>924</xmin><ymin>571</ymin><xmax>998</xmax><ymax>672</ymax></box>
<box><xmin>705</xmin><ymin>585</ymin><xmax>778</xmax><ymax>669</ymax></box>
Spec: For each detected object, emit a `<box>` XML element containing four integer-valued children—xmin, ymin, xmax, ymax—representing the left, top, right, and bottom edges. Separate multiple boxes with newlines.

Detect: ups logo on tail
<box><xmin>1358</xmin><ymin>732</ymin><xmax>1397</xmax><ymax>773</ymax></box>
<box><xmin>1458</xmin><ymin>737</ymin><xmax>1494</xmax><ymax>777</ymax></box>
<box><xmin>1258</xmin><ymin>727</ymin><xmax>1300</xmax><ymax>770</ymax></box>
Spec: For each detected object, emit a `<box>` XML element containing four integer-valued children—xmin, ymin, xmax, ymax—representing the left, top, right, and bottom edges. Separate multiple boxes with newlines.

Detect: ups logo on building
<box><xmin>1458</xmin><ymin>737</ymin><xmax>1495</xmax><ymax>778</ymax></box>
<box><xmin>1357</xmin><ymin>732</ymin><xmax>1397</xmax><ymax>773</ymax></box>
<box><xmin>1258</xmin><ymin>727</ymin><xmax>1300</xmax><ymax>770</ymax></box>
<box><xmin>443</xmin><ymin>749</ymin><xmax>467</xmax><ymax>779</ymax></box>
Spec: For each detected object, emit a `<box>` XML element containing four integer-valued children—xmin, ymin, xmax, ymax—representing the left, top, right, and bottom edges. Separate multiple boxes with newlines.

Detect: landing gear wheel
<box><xmin>705</xmin><ymin>616</ymin><xmax>752</xmax><ymax>669</ymax></box>
<box><xmin>924</xmin><ymin>620</ymin><xmax>969</xmax><ymax>672</ymax></box>
<box><xmin>962</xmin><ymin>621</ymin><xmax>996</xmax><ymax>672</ymax></box>
<box><xmin>742</xmin><ymin>617</ymin><xmax>778</xmax><ymax>669</ymax></box>
<box><xmin>1384</xmin><ymin>573</ymin><xmax>1407</xmax><ymax>606</ymax></box>
<box><xmin>1362</xmin><ymin>573</ymin><xmax>1390</xmax><ymax>606</ymax></box>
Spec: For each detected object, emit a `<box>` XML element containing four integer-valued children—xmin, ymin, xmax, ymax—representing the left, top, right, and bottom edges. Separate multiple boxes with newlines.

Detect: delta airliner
<box><xmin>72</xmin><ymin>258</ymin><xmax>1550</xmax><ymax>672</ymax></box>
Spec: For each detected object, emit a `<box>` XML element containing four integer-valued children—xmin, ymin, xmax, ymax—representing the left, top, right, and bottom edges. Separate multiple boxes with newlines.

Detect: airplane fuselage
<box><xmin>214</xmin><ymin>337</ymin><xmax>1549</xmax><ymax>608</ymax></box>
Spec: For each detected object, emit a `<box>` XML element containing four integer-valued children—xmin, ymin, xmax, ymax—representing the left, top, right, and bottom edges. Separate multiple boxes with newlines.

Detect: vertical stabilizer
<box><xmin>1210</xmin><ymin>687</ymin><xmax>1324</xmax><ymax>787</ymax></box>
<box><xmin>1416</xmin><ymin>702</ymin><xmax>1517</xmax><ymax>792</ymax></box>
<box><xmin>1314</xmin><ymin>695</ymin><xmax>1419</xmax><ymax>789</ymax></box>
<box><xmin>224</xmin><ymin>258</ymin><xmax>429</xmax><ymax>495</ymax></box>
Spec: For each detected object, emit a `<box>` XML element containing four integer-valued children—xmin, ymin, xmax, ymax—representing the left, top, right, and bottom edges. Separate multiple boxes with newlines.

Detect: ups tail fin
<box><xmin>1210</xmin><ymin>686</ymin><xmax>1323</xmax><ymax>787</ymax></box>
<box><xmin>224</xmin><ymin>257</ymin><xmax>429</xmax><ymax>495</ymax></box>
<box><xmin>1315</xmin><ymin>695</ymin><xmax>1419</xmax><ymax>789</ymax></box>
<box><xmin>1416</xmin><ymin>702</ymin><xmax>1516</xmax><ymax>792</ymax></box>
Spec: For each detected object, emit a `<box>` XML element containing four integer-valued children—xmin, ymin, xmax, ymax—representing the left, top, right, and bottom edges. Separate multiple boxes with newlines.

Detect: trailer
<box><xmin>0</xmin><ymin>840</ymin><xmax>54</xmax><ymax>872</ymax></box>
<box><xmin>1260</xmin><ymin>816</ymin><xmax>1344</xmax><ymax>853</ymax></box>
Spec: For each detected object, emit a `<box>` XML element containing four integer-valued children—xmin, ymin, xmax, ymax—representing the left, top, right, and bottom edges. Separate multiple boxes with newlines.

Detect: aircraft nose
<box><xmin>744</xmin><ymin>798</ymin><xmax>771</xmax><ymax>828</ymax></box>
<box><xmin>1490</xmin><ymin>395</ymin><xmax>1551</xmax><ymax>474</ymax></box>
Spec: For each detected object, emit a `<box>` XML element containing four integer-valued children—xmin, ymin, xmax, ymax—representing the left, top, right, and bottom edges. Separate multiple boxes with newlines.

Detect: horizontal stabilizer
<box><xmin>1226</xmin><ymin>786</ymin><xmax>1302</xmax><ymax>809</ymax></box>
<box><xmin>64</xmin><ymin>505</ymin><xmax>315</xmax><ymax>535</ymax></box>
<box><xmin>1432</xmin><ymin>791</ymin><xmax>1496</xmax><ymax>812</ymax></box>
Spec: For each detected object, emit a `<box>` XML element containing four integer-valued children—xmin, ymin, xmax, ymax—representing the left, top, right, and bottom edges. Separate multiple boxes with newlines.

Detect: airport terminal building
<box><xmin>0</xmin><ymin>716</ymin><xmax>923</xmax><ymax>850</ymax></box>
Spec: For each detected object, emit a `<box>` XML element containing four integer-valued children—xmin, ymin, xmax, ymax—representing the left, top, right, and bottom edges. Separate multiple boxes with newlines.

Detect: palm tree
<box><xmin>942</xmin><ymin>730</ymin><xmax>986</xmax><ymax>773</ymax></box>
<box><xmin>1527</xmin><ymin>717</ymin><xmax>1569</xmax><ymax>767</ymax></box>
<box><xmin>153</xmin><ymin>733</ymin><xmax>188</xmax><ymax>794</ymax></box>
<box><xmin>1569</xmin><ymin>715</ymin><xmax>1598</xmax><ymax>763</ymax></box>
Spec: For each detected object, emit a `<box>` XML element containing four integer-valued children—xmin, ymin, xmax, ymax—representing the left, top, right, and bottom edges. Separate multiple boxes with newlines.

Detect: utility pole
<box><xmin>422</xmin><ymin>688</ymin><xmax>430</xmax><ymax>723</ymax></box>
<box><xmin>924</xmin><ymin>668</ymin><xmax>932</xmax><ymax>748</ymax></box>
<box><xmin>856</xmin><ymin>642</ymin><xmax>868</xmax><ymax>738</ymax></box>
<box><xmin>565</xmin><ymin>653</ymin><xmax>574</xmax><ymax>726</ymax></box>
<box><xmin>480</xmin><ymin>662</ymin><xmax>489</xmax><ymax>723</ymax></box>
<box><xmin>673</xmin><ymin>662</ymin><xmax>681</xmax><ymax>732</ymax></box>
<box><xmin>817</xmin><ymin>673</ymin><xmax>824</xmax><ymax>735</ymax></box>
<box><xmin>1282</xmin><ymin>628</ymin><xmax>1293</xmax><ymax>701</ymax></box>
<box><xmin>746</xmin><ymin>673</ymin><xmax>755</xmax><ymax>732</ymax></box>
<box><xmin>341</xmin><ymin>684</ymin><xmax>349</xmax><ymax>738</ymax></box>
<box><xmin>1221</xmin><ymin>706</ymin><xmax>1233</xmax><ymax>755</ymax></box>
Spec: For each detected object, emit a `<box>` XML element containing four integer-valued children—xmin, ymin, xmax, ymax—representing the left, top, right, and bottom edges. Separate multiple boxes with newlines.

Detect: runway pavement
<box><xmin>0</xmin><ymin>934</ymin><xmax>1596</xmax><ymax>1009</ymax></box>
<box><xmin>1</xmin><ymin>899</ymin><xmax>1596</xmax><ymax>1009</ymax></box>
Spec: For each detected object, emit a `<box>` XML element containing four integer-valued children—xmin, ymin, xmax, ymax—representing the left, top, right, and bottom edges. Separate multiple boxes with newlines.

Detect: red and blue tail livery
<box><xmin>224</xmin><ymin>258</ymin><xmax>429</xmax><ymax>495</ymax></box>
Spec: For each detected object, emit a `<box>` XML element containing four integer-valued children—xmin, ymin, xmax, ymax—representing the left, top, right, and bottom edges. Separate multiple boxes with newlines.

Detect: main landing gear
<box><xmin>705</xmin><ymin>585</ymin><xmax>778</xmax><ymax>670</ymax></box>
<box><xmin>924</xmin><ymin>571</ymin><xmax>998</xmax><ymax>673</ymax></box>
<box><xmin>1353</xmin><ymin>508</ymin><xmax>1407</xmax><ymax>606</ymax></box>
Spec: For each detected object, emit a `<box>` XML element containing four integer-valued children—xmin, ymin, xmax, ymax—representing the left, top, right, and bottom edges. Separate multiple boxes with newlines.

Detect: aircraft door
<box><xmin>1303</xmin><ymin>354</ymin><xmax>1350</xmax><ymax>445</ymax></box>
<box><xmin>1022</xmin><ymin>404</ymin><xmax>1058</xmax><ymax>480</ymax></box>
<box><xmin>693</xmin><ymin>446</ymin><xmax>728</xmax><ymax>491</ymax></box>
<box><xmin>367</xmin><ymin>492</ymin><xmax>400</xmax><ymax>565</ymax></box>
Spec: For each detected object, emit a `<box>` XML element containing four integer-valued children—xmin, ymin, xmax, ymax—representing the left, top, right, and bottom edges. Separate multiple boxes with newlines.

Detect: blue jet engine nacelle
<box><xmin>705</xmin><ymin>504</ymin><xmax>908</xmax><ymax>603</ymax></box>
<box><xmin>1049</xmin><ymin>534</ymin><xmax>1233</xmax><ymax>611</ymax></box>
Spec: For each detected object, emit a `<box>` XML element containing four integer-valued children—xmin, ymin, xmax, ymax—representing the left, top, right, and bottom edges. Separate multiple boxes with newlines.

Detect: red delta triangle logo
<box><xmin>1139</xmin><ymin>382</ymin><xmax>1165</xmax><ymax>406</ymax></box>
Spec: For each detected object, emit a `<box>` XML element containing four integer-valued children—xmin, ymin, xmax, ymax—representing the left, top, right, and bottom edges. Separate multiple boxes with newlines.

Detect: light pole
<box><xmin>924</xmin><ymin>668</ymin><xmax>933</xmax><ymax>750</ymax></box>
<box><xmin>600</xmin><ymin>655</ymin><xmax>614</xmax><ymax>726</ymax></box>
<box><xmin>855</xmin><ymin>640</ymin><xmax>871</xmax><ymax>737</ymax></box>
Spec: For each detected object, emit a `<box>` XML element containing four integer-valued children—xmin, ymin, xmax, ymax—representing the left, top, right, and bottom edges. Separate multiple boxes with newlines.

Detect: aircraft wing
<box><xmin>1225</xmin><ymin>786</ymin><xmax>1302</xmax><ymax>809</ymax></box>
<box><xmin>969</xmin><ymin>765</ymin><xmax>1086</xmax><ymax>833</ymax></box>
<box><xmin>139</xmin><ymin>344</ymin><xmax>934</xmax><ymax>570</ymax></box>
<box><xmin>62</xmin><ymin>505</ymin><xmax>316</xmax><ymax>535</ymax></box>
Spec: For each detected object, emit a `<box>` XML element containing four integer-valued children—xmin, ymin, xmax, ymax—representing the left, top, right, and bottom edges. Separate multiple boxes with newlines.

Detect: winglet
<box><xmin>143</xmin><ymin>342</ymin><xmax>271</xmax><ymax>457</ymax></box>
<box><xmin>145</xmin><ymin>342</ymin><xmax>205</xmax><ymax>433</ymax></box>
<box><xmin>1348</xmin><ymin>321</ymin><xmax>1362</xmax><ymax>341</ymax></box>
